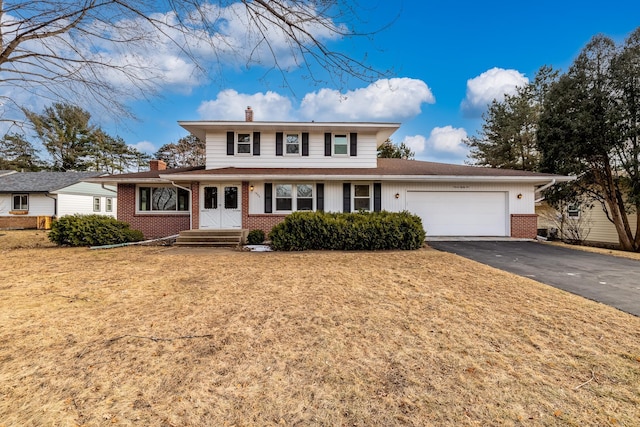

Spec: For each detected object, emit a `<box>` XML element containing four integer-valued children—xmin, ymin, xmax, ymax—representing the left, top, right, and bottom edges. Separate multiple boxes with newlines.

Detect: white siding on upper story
<box><xmin>57</xmin><ymin>194</ymin><xmax>117</xmax><ymax>218</ymax></box>
<box><xmin>206</xmin><ymin>130</ymin><xmax>379</xmax><ymax>169</ymax></box>
<box><xmin>0</xmin><ymin>193</ymin><xmax>55</xmax><ymax>216</ymax></box>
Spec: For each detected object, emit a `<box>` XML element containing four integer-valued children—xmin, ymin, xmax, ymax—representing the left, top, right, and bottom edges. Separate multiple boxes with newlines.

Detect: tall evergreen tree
<box><xmin>0</xmin><ymin>133</ymin><xmax>43</xmax><ymax>171</ymax></box>
<box><xmin>154</xmin><ymin>134</ymin><xmax>206</xmax><ymax>168</ymax></box>
<box><xmin>377</xmin><ymin>139</ymin><xmax>415</xmax><ymax>159</ymax></box>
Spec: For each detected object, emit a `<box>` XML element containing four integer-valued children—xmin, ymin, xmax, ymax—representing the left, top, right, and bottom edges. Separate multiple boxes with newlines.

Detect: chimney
<box><xmin>149</xmin><ymin>159</ymin><xmax>167</xmax><ymax>171</ymax></box>
<box><xmin>245</xmin><ymin>106</ymin><xmax>253</xmax><ymax>122</ymax></box>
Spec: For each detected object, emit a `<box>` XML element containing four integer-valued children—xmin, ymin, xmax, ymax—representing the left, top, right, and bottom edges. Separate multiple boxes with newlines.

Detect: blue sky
<box><xmin>29</xmin><ymin>1</ymin><xmax>640</xmax><ymax>165</ymax></box>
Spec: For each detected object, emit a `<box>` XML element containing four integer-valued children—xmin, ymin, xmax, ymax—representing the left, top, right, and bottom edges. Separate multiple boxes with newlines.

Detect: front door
<box><xmin>200</xmin><ymin>184</ymin><xmax>242</xmax><ymax>229</ymax></box>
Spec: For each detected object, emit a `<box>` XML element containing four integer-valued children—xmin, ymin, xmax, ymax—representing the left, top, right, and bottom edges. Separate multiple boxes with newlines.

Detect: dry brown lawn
<box><xmin>1</xmin><ymin>231</ymin><xmax>639</xmax><ymax>426</ymax></box>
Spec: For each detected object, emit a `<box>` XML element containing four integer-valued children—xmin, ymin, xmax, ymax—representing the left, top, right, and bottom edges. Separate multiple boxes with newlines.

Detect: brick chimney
<box><xmin>245</xmin><ymin>106</ymin><xmax>253</xmax><ymax>122</ymax></box>
<box><xmin>149</xmin><ymin>159</ymin><xmax>167</xmax><ymax>171</ymax></box>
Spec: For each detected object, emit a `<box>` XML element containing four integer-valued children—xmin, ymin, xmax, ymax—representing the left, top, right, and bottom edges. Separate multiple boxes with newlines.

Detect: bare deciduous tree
<box><xmin>0</xmin><ymin>0</ymin><xmax>390</xmax><ymax>124</ymax></box>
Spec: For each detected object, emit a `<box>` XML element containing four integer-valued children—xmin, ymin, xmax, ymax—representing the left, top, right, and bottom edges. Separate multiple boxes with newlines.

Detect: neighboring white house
<box><xmin>89</xmin><ymin>109</ymin><xmax>573</xmax><ymax>239</ymax></box>
<box><xmin>0</xmin><ymin>171</ymin><xmax>117</xmax><ymax>229</ymax></box>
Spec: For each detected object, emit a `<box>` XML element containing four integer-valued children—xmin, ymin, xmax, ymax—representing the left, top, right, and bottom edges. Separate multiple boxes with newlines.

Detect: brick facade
<box><xmin>510</xmin><ymin>214</ymin><xmax>538</xmax><ymax>239</ymax></box>
<box><xmin>117</xmin><ymin>184</ymin><xmax>190</xmax><ymax>239</ymax></box>
<box><xmin>0</xmin><ymin>216</ymin><xmax>39</xmax><ymax>229</ymax></box>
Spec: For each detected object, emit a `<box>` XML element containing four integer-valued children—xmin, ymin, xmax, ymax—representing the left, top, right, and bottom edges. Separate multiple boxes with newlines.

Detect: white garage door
<box><xmin>406</xmin><ymin>191</ymin><xmax>508</xmax><ymax>236</ymax></box>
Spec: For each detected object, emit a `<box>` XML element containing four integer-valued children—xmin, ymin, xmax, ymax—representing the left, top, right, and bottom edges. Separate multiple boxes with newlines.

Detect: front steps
<box><xmin>174</xmin><ymin>229</ymin><xmax>247</xmax><ymax>247</ymax></box>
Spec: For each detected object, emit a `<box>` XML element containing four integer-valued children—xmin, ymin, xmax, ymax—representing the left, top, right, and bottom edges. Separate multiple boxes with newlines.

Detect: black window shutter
<box><xmin>350</xmin><ymin>133</ymin><xmax>357</xmax><ymax>157</ymax></box>
<box><xmin>343</xmin><ymin>183</ymin><xmax>351</xmax><ymax>213</ymax></box>
<box><xmin>302</xmin><ymin>133</ymin><xmax>309</xmax><ymax>156</ymax></box>
<box><xmin>324</xmin><ymin>133</ymin><xmax>331</xmax><ymax>156</ymax></box>
<box><xmin>253</xmin><ymin>132</ymin><xmax>260</xmax><ymax>156</ymax></box>
<box><xmin>226</xmin><ymin>131</ymin><xmax>234</xmax><ymax>155</ymax></box>
<box><xmin>264</xmin><ymin>183</ymin><xmax>272</xmax><ymax>213</ymax></box>
<box><xmin>316</xmin><ymin>183</ymin><xmax>324</xmax><ymax>212</ymax></box>
<box><xmin>373</xmin><ymin>183</ymin><xmax>382</xmax><ymax>212</ymax></box>
<box><xmin>275</xmin><ymin>132</ymin><xmax>283</xmax><ymax>156</ymax></box>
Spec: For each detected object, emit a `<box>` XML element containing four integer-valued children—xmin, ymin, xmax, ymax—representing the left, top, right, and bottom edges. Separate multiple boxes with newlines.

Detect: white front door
<box><xmin>200</xmin><ymin>184</ymin><xmax>242</xmax><ymax>229</ymax></box>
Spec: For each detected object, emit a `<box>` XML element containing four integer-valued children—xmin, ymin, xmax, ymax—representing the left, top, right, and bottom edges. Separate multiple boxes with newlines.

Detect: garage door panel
<box><xmin>407</xmin><ymin>191</ymin><xmax>507</xmax><ymax>236</ymax></box>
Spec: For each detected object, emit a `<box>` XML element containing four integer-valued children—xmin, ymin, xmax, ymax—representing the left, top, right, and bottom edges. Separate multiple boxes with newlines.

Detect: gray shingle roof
<box><xmin>0</xmin><ymin>171</ymin><xmax>104</xmax><ymax>193</ymax></box>
<box><xmin>0</xmin><ymin>170</ymin><xmax>16</xmax><ymax>177</ymax></box>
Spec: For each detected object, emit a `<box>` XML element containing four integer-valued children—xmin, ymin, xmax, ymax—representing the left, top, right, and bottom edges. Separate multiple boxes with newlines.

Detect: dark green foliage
<box><xmin>49</xmin><ymin>214</ymin><xmax>144</xmax><ymax>247</ymax></box>
<box><xmin>246</xmin><ymin>229</ymin><xmax>266</xmax><ymax>245</ymax></box>
<box><xmin>377</xmin><ymin>139</ymin><xmax>415</xmax><ymax>159</ymax></box>
<box><xmin>269</xmin><ymin>211</ymin><xmax>425</xmax><ymax>251</ymax></box>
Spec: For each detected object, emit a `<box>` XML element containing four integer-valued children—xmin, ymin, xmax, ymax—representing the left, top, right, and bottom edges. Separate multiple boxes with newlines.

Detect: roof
<box><xmin>89</xmin><ymin>159</ymin><xmax>573</xmax><ymax>185</ymax></box>
<box><xmin>178</xmin><ymin>120</ymin><xmax>401</xmax><ymax>146</ymax></box>
<box><xmin>0</xmin><ymin>170</ymin><xmax>16</xmax><ymax>177</ymax></box>
<box><xmin>0</xmin><ymin>171</ymin><xmax>104</xmax><ymax>193</ymax></box>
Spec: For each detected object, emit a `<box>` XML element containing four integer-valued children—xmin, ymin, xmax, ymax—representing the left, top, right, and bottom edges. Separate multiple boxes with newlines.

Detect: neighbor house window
<box><xmin>354</xmin><ymin>184</ymin><xmax>370</xmax><ymax>211</ymax></box>
<box><xmin>12</xmin><ymin>194</ymin><xmax>28</xmax><ymax>211</ymax></box>
<box><xmin>93</xmin><ymin>197</ymin><xmax>101</xmax><ymax>212</ymax></box>
<box><xmin>334</xmin><ymin>134</ymin><xmax>348</xmax><ymax>155</ymax></box>
<box><xmin>138</xmin><ymin>186</ymin><xmax>189</xmax><ymax>212</ymax></box>
<box><xmin>237</xmin><ymin>133</ymin><xmax>252</xmax><ymax>154</ymax></box>
<box><xmin>274</xmin><ymin>184</ymin><xmax>313</xmax><ymax>212</ymax></box>
<box><xmin>567</xmin><ymin>204</ymin><xmax>580</xmax><ymax>218</ymax></box>
<box><xmin>286</xmin><ymin>133</ymin><xmax>300</xmax><ymax>155</ymax></box>
<box><xmin>106</xmin><ymin>197</ymin><xmax>113</xmax><ymax>212</ymax></box>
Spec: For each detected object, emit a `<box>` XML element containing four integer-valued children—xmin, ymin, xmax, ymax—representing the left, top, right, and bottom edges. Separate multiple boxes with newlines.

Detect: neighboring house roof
<box><xmin>0</xmin><ymin>171</ymin><xmax>104</xmax><ymax>193</ymax></box>
<box><xmin>88</xmin><ymin>159</ymin><xmax>573</xmax><ymax>185</ymax></box>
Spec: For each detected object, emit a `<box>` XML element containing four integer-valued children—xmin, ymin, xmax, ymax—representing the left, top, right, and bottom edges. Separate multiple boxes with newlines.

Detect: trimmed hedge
<box><xmin>269</xmin><ymin>211</ymin><xmax>425</xmax><ymax>251</ymax></box>
<box><xmin>246</xmin><ymin>229</ymin><xmax>266</xmax><ymax>245</ymax></box>
<box><xmin>49</xmin><ymin>214</ymin><xmax>144</xmax><ymax>247</ymax></box>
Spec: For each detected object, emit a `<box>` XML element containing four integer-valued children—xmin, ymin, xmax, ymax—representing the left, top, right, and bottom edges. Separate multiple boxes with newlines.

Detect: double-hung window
<box><xmin>106</xmin><ymin>197</ymin><xmax>113</xmax><ymax>212</ymax></box>
<box><xmin>93</xmin><ymin>197</ymin><xmax>101</xmax><ymax>212</ymax></box>
<box><xmin>567</xmin><ymin>204</ymin><xmax>580</xmax><ymax>218</ymax></box>
<box><xmin>237</xmin><ymin>133</ymin><xmax>252</xmax><ymax>154</ymax></box>
<box><xmin>275</xmin><ymin>184</ymin><xmax>313</xmax><ymax>212</ymax></box>
<box><xmin>286</xmin><ymin>133</ymin><xmax>300</xmax><ymax>155</ymax></box>
<box><xmin>334</xmin><ymin>134</ymin><xmax>348</xmax><ymax>155</ymax></box>
<box><xmin>354</xmin><ymin>184</ymin><xmax>371</xmax><ymax>211</ymax></box>
<box><xmin>12</xmin><ymin>194</ymin><xmax>28</xmax><ymax>211</ymax></box>
<box><xmin>138</xmin><ymin>186</ymin><xmax>189</xmax><ymax>212</ymax></box>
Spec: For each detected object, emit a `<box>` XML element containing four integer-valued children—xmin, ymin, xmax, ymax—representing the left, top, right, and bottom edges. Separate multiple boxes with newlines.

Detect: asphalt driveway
<box><xmin>429</xmin><ymin>241</ymin><xmax>640</xmax><ymax>317</ymax></box>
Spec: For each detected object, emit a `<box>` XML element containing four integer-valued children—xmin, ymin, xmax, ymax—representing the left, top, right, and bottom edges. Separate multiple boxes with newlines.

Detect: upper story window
<box><xmin>138</xmin><ymin>186</ymin><xmax>189</xmax><ymax>212</ymax></box>
<box><xmin>334</xmin><ymin>134</ymin><xmax>348</xmax><ymax>155</ymax></box>
<box><xmin>12</xmin><ymin>194</ymin><xmax>28</xmax><ymax>211</ymax></box>
<box><xmin>93</xmin><ymin>197</ymin><xmax>101</xmax><ymax>212</ymax></box>
<box><xmin>237</xmin><ymin>133</ymin><xmax>252</xmax><ymax>154</ymax></box>
<box><xmin>286</xmin><ymin>133</ymin><xmax>300</xmax><ymax>155</ymax></box>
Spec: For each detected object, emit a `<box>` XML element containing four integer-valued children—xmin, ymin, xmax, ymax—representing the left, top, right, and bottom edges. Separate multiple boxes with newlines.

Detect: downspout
<box><xmin>44</xmin><ymin>192</ymin><xmax>58</xmax><ymax>217</ymax></box>
<box><xmin>535</xmin><ymin>179</ymin><xmax>556</xmax><ymax>203</ymax></box>
<box><xmin>171</xmin><ymin>181</ymin><xmax>192</xmax><ymax>230</ymax></box>
<box><xmin>101</xmin><ymin>184</ymin><xmax>117</xmax><ymax>193</ymax></box>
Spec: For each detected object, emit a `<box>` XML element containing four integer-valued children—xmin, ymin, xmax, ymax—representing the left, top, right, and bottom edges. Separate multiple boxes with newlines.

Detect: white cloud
<box><xmin>461</xmin><ymin>68</ymin><xmax>528</xmax><ymax>116</ymax></box>
<box><xmin>299</xmin><ymin>78</ymin><xmax>435</xmax><ymax>121</ymax></box>
<box><xmin>427</xmin><ymin>126</ymin><xmax>468</xmax><ymax>155</ymax></box>
<box><xmin>401</xmin><ymin>135</ymin><xmax>427</xmax><ymax>155</ymax></box>
<box><xmin>197</xmin><ymin>89</ymin><xmax>294</xmax><ymax>120</ymax></box>
<box><xmin>129</xmin><ymin>141</ymin><xmax>157</xmax><ymax>154</ymax></box>
<box><xmin>196</xmin><ymin>78</ymin><xmax>434</xmax><ymax>122</ymax></box>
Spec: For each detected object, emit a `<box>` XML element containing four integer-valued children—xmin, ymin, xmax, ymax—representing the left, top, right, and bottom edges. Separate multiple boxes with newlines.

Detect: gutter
<box><xmin>535</xmin><ymin>179</ymin><xmax>556</xmax><ymax>203</ymax></box>
<box><xmin>101</xmin><ymin>183</ymin><xmax>117</xmax><ymax>193</ymax></box>
<box><xmin>171</xmin><ymin>181</ymin><xmax>193</xmax><ymax>230</ymax></box>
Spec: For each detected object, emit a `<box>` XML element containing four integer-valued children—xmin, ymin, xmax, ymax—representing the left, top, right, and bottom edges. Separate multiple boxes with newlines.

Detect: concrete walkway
<box><xmin>429</xmin><ymin>240</ymin><xmax>640</xmax><ymax>317</ymax></box>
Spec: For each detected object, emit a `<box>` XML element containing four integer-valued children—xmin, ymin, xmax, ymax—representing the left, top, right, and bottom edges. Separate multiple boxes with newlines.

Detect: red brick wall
<box><xmin>191</xmin><ymin>182</ymin><xmax>200</xmax><ymax>229</ymax></box>
<box><xmin>0</xmin><ymin>216</ymin><xmax>39</xmax><ymax>229</ymax></box>
<box><xmin>117</xmin><ymin>184</ymin><xmax>190</xmax><ymax>239</ymax></box>
<box><xmin>511</xmin><ymin>214</ymin><xmax>538</xmax><ymax>239</ymax></box>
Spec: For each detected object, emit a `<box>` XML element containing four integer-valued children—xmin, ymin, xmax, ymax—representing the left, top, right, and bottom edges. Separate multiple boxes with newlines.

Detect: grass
<box><xmin>1</xmin><ymin>230</ymin><xmax>639</xmax><ymax>426</ymax></box>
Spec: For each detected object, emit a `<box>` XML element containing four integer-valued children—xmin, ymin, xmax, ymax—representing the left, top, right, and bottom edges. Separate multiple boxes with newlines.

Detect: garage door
<box><xmin>406</xmin><ymin>191</ymin><xmax>507</xmax><ymax>236</ymax></box>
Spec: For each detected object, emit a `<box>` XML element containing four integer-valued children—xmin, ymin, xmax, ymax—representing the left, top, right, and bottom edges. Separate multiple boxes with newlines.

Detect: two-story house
<box><xmin>90</xmin><ymin>108</ymin><xmax>572</xmax><ymax>240</ymax></box>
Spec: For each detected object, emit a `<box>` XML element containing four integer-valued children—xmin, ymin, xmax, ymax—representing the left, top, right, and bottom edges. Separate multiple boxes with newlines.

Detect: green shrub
<box><xmin>49</xmin><ymin>214</ymin><xmax>144</xmax><ymax>247</ymax></box>
<box><xmin>246</xmin><ymin>229</ymin><xmax>266</xmax><ymax>245</ymax></box>
<box><xmin>269</xmin><ymin>211</ymin><xmax>425</xmax><ymax>251</ymax></box>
